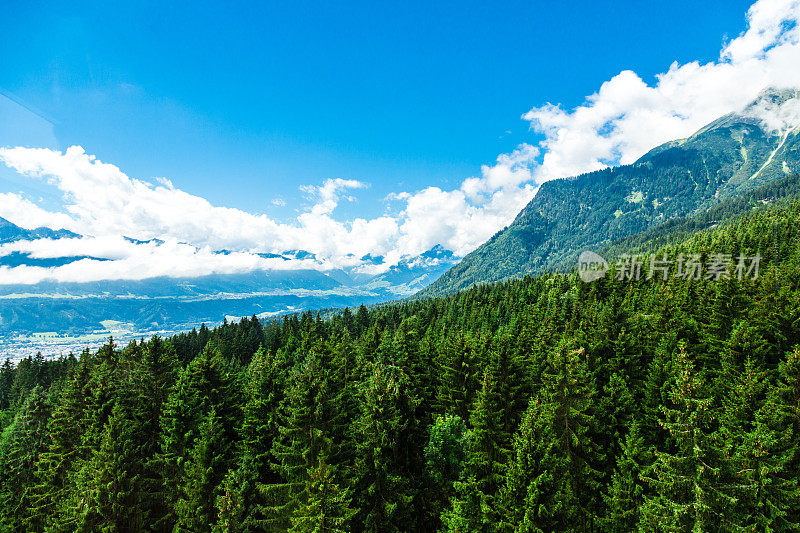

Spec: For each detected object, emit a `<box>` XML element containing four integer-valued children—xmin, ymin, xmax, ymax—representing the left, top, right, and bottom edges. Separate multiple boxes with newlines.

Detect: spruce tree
<box><xmin>27</xmin><ymin>356</ymin><xmax>92</xmax><ymax>531</ymax></box>
<box><xmin>175</xmin><ymin>409</ymin><xmax>232</xmax><ymax>531</ymax></box>
<box><xmin>463</xmin><ymin>334</ymin><xmax>528</xmax><ymax>521</ymax></box>
<box><xmin>439</xmin><ymin>478</ymin><xmax>484</xmax><ymax>533</ymax></box>
<box><xmin>497</xmin><ymin>396</ymin><xmax>561</xmax><ymax>533</ymax></box>
<box><xmin>158</xmin><ymin>343</ymin><xmax>241</xmax><ymax>530</ymax></box>
<box><xmin>288</xmin><ymin>452</ymin><xmax>355</xmax><ymax>533</ymax></box>
<box><xmin>352</xmin><ymin>361</ymin><xmax>418</xmax><ymax>533</ymax></box>
<box><xmin>498</xmin><ymin>340</ymin><xmax>602</xmax><ymax>532</ymax></box>
<box><xmin>435</xmin><ymin>332</ymin><xmax>476</xmax><ymax>422</ymax></box>
<box><xmin>132</xmin><ymin>336</ymin><xmax>179</xmax><ymax>526</ymax></box>
<box><xmin>263</xmin><ymin>352</ymin><xmax>345</xmax><ymax>530</ymax></box>
<box><xmin>215</xmin><ymin>454</ymin><xmax>260</xmax><ymax>533</ymax></box>
<box><xmin>218</xmin><ymin>346</ymin><xmax>287</xmax><ymax>531</ymax></box>
<box><xmin>640</xmin><ymin>346</ymin><xmax>734</xmax><ymax>531</ymax></box>
<box><xmin>734</xmin><ymin>348</ymin><xmax>800</xmax><ymax>529</ymax></box>
<box><xmin>463</xmin><ymin>369</ymin><xmax>509</xmax><ymax>526</ymax></box>
<box><xmin>0</xmin><ymin>386</ymin><xmax>51</xmax><ymax>531</ymax></box>
<box><xmin>602</xmin><ymin>422</ymin><xmax>652</xmax><ymax>532</ymax></box>
<box><xmin>75</xmin><ymin>402</ymin><xmax>147</xmax><ymax>532</ymax></box>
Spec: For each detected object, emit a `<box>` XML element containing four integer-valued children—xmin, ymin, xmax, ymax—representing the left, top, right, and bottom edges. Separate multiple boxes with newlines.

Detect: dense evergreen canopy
<box><xmin>3</xmin><ymin>193</ymin><xmax>800</xmax><ymax>531</ymax></box>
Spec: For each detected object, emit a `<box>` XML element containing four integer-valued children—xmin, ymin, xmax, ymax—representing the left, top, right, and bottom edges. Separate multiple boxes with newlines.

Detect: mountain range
<box><xmin>420</xmin><ymin>87</ymin><xmax>800</xmax><ymax>297</ymax></box>
<box><xmin>0</xmin><ymin>217</ymin><xmax>79</xmax><ymax>244</ymax></box>
<box><xmin>0</xmin><ymin>215</ymin><xmax>458</xmax><ymax>337</ymax></box>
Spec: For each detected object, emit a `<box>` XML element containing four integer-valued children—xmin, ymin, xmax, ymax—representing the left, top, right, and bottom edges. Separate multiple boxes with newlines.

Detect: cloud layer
<box><xmin>0</xmin><ymin>236</ymin><xmax>321</xmax><ymax>285</ymax></box>
<box><xmin>0</xmin><ymin>141</ymin><xmax>537</xmax><ymax>283</ymax></box>
<box><xmin>524</xmin><ymin>0</ymin><xmax>800</xmax><ymax>180</ymax></box>
<box><xmin>1</xmin><ymin>0</ymin><xmax>800</xmax><ymax>284</ymax></box>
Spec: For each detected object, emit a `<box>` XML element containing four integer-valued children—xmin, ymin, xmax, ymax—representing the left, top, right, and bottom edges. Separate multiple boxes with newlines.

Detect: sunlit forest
<box><xmin>2</xmin><ymin>197</ymin><xmax>800</xmax><ymax>532</ymax></box>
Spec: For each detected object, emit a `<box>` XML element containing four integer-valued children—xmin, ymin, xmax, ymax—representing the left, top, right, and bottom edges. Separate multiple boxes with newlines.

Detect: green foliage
<box><xmin>602</xmin><ymin>422</ymin><xmax>652</xmax><ymax>532</ymax></box>
<box><xmin>0</xmin><ymin>386</ymin><xmax>51</xmax><ymax>531</ymax></box>
<box><xmin>353</xmin><ymin>361</ymin><xmax>419</xmax><ymax>532</ymax></box>
<box><xmin>3</xmin><ymin>190</ymin><xmax>800</xmax><ymax>530</ymax></box>
<box><xmin>175</xmin><ymin>409</ymin><xmax>232</xmax><ymax>531</ymax></box>
<box><xmin>498</xmin><ymin>341</ymin><xmax>603</xmax><ymax>532</ymax></box>
<box><xmin>74</xmin><ymin>402</ymin><xmax>147</xmax><ymax>531</ymax></box>
<box><xmin>639</xmin><ymin>346</ymin><xmax>733</xmax><ymax>531</ymax></box>
<box><xmin>425</xmin><ymin>415</ymin><xmax>469</xmax><ymax>499</ymax></box>
<box><xmin>158</xmin><ymin>342</ymin><xmax>241</xmax><ymax>529</ymax></box>
<box><xmin>288</xmin><ymin>453</ymin><xmax>355</xmax><ymax>533</ymax></box>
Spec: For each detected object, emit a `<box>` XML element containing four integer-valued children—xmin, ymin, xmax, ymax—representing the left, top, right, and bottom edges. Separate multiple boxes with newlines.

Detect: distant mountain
<box><xmin>0</xmin><ymin>217</ymin><xmax>80</xmax><ymax>243</ymax></box>
<box><xmin>359</xmin><ymin>245</ymin><xmax>456</xmax><ymax>296</ymax></box>
<box><xmin>0</xmin><ymin>252</ymin><xmax>109</xmax><ymax>268</ymax></box>
<box><xmin>0</xmin><ymin>241</ymin><xmax>458</xmax><ymax>336</ymax></box>
<box><xmin>420</xmin><ymin>88</ymin><xmax>800</xmax><ymax>297</ymax></box>
<box><xmin>123</xmin><ymin>236</ymin><xmax>164</xmax><ymax>246</ymax></box>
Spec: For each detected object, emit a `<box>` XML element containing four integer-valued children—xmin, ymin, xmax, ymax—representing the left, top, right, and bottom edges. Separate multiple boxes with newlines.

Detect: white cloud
<box><xmin>0</xmin><ymin>236</ymin><xmax>325</xmax><ymax>284</ymax></box>
<box><xmin>0</xmin><ymin>192</ymin><xmax>75</xmax><ymax>229</ymax></box>
<box><xmin>299</xmin><ymin>178</ymin><xmax>366</xmax><ymax>216</ymax></box>
<box><xmin>523</xmin><ymin>0</ymin><xmax>800</xmax><ymax>182</ymax></box>
<box><xmin>1</xmin><ymin>0</ymin><xmax>800</xmax><ymax>285</ymax></box>
<box><xmin>0</xmin><ymin>142</ymin><xmax>530</xmax><ymax>282</ymax></box>
<box><xmin>388</xmin><ymin>0</ymin><xmax>800</xmax><ymax>258</ymax></box>
<box><xmin>461</xmin><ymin>144</ymin><xmax>538</xmax><ymax>200</ymax></box>
<box><xmin>0</xmin><ymin>146</ymin><xmax>286</xmax><ymax>250</ymax></box>
<box><xmin>0</xmin><ymin>147</ymin><xmax>410</xmax><ymax>281</ymax></box>
<box><xmin>742</xmin><ymin>88</ymin><xmax>800</xmax><ymax>132</ymax></box>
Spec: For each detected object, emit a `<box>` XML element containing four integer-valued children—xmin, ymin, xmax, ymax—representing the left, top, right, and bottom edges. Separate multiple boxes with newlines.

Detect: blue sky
<box><xmin>1</xmin><ymin>0</ymin><xmax>752</xmax><ymax>219</ymax></box>
<box><xmin>1</xmin><ymin>0</ymin><xmax>799</xmax><ymax>284</ymax></box>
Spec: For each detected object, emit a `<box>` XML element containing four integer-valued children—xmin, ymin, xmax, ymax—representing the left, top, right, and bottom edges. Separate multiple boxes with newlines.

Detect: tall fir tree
<box><xmin>73</xmin><ymin>402</ymin><xmax>147</xmax><ymax>532</ymax></box>
<box><xmin>352</xmin><ymin>360</ymin><xmax>419</xmax><ymax>533</ymax></box>
<box><xmin>263</xmin><ymin>352</ymin><xmax>346</xmax><ymax>530</ymax></box>
<box><xmin>175</xmin><ymin>409</ymin><xmax>232</xmax><ymax>531</ymax></box>
<box><xmin>497</xmin><ymin>396</ymin><xmax>562</xmax><ymax>533</ymax></box>
<box><xmin>434</xmin><ymin>332</ymin><xmax>477</xmax><ymax>422</ymax></box>
<box><xmin>0</xmin><ymin>386</ymin><xmax>51</xmax><ymax>531</ymax></box>
<box><xmin>288</xmin><ymin>452</ymin><xmax>355</xmax><ymax>533</ymax></box>
<box><xmin>158</xmin><ymin>343</ymin><xmax>241</xmax><ymax>530</ymax></box>
<box><xmin>27</xmin><ymin>355</ymin><xmax>92</xmax><ymax>531</ymax></box>
<box><xmin>640</xmin><ymin>345</ymin><xmax>734</xmax><ymax>531</ymax></box>
<box><xmin>498</xmin><ymin>339</ymin><xmax>603</xmax><ymax>533</ymax></box>
<box><xmin>217</xmin><ymin>346</ymin><xmax>287</xmax><ymax>531</ymax></box>
<box><xmin>734</xmin><ymin>347</ymin><xmax>800</xmax><ymax>529</ymax></box>
<box><xmin>601</xmin><ymin>421</ymin><xmax>652</xmax><ymax>532</ymax></box>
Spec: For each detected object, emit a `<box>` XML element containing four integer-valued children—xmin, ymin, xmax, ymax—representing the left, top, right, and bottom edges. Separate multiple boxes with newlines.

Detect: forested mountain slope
<box><xmin>421</xmin><ymin>88</ymin><xmax>800</xmax><ymax>297</ymax></box>
<box><xmin>2</xmin><ymin>189</ymin><xmax>800</xmax><ymax>530</ymax></box>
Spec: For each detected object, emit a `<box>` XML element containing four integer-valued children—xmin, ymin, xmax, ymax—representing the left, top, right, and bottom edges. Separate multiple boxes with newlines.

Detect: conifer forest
<box><xmin>3</xmin><ymin>196</ymin><xmax>800</xmax><ymax>532</ymax></box>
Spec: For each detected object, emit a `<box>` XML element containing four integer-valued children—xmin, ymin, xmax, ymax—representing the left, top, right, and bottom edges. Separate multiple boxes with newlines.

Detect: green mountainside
<box><xmin>421</xmin><ymin>88</ymin><xmax>800</xmax><ymax>297</ymax></box>
<box><xmin>598</xmin><ymin>171</ymin><xmax>800</xmax><ymax>261</ymax></box>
